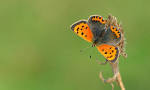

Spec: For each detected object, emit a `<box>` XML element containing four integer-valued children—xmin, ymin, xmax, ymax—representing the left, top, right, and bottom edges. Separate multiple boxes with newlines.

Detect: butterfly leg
<box><xmin>99</xmin><ymin>72</ymin><xmax>118</xmax><ymax>90</ymax></box>
<box><xmin>107</xmin><ymin>14</ymin><xmax>118</xmax><ymax>26</ymax></box>
<box><xmin>99</xmin><ymin>72</ymin><xmax>118</xmax><ymax>83</ymax></box>
<box><xmin>92</xmin><ymin>43</ymin><xmax>96</xmax><ymax>47</ymax></box>
<box><xmin>121</xmin><ymin>52</ymin><xmax>127</xmax><ymax>58</ymax></box>
<box><xmin>96</xmin><ymin>59</ymin><xmax>108</xmax><ymax>65</ymax></box>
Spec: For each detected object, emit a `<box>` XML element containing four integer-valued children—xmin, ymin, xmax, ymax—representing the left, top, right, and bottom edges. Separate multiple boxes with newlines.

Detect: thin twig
<box><xmin>99</xmin><ymin>14</ymin><xmax>126</xmax><ymax>90</ymax></box>
<box><xmin>116</xmin><ymin>72</ymin><xmax>125</xmax><ymax>90</ymax></box>
<box><xmin>99</xmin><ymin>61</ymin><xmax>125</xmax><ymax>90</ymax></box>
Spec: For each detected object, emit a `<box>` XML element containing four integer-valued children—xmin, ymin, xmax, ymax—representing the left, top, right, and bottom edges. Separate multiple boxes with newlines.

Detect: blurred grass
<box><xmin>0</xmin><ymin>0</ymin><xmax>150</xmax><ymax>90</ymax></box>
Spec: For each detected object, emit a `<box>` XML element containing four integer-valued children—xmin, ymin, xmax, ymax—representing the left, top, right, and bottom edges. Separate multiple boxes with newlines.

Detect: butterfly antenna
<box><xmin>79</xmin><ymin>45</ymin><xmax>92</xmax><ymax>53</ymax></box>
<box><xmin>89</xmin><ymin>44</ymin><xmax>95</xmax><ymax>59</ymax></box>
<box><xmin>79</xmin><ymin>45</ymin><xmax>94</xmax><ymax>63</ymax></box>
<box><xmin>103</xmin><ymin>8</ymin><xmax>112</xmax><ymax>17</ymax></box>
<box><xmin>89</xmin><ymin>55</ymin><xmax>92</xmax><ymax>59</ymax></box>
<box><xmin>89</xmin><ymin>44</ymin><xmax>98</xmax><ymax>64</ymax></box>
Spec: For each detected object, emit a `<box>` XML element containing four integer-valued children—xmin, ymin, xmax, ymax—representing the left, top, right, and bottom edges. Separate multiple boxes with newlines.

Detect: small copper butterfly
<box><xmin>70</xmin><ymin>15</ymin><xmax>122</xmax><ymax>63</ymax></box>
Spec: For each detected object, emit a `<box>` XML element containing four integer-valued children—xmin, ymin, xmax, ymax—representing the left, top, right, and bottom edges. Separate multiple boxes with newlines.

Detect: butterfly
<box><xmin>70</xmin><ymin>15</ymin><xmax>122</xmax><ymax>63</ymax></box>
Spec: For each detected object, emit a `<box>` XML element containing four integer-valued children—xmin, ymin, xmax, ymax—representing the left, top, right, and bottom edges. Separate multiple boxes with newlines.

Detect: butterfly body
<box><xmin>71</xmin><ymin>15</ymin><xmax>122</xmax><ymax>63</ymax></box>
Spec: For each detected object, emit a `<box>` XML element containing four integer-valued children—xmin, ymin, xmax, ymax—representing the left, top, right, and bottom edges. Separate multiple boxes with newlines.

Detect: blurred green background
<box><xmin>0</xmin><ymin>0</ymin><xmax>150</xmax><ymax>90</ymax></box>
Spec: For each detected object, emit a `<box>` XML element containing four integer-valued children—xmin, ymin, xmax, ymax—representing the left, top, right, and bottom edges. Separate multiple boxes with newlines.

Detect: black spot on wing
<box><xmin>110</xmin><ymin>55</ymin><xmax>113</xmax><ymax>58</ymax></box>
<box><xmin>81</xmin><ymin>32</ymin><xmax>84</xmax><ymax>35</ymax></box>
<box><xmin>77</xmin><ymin>27</ymin><xmax>79</xmax><ymax>31</ymax></box>
<box><xmin>112</xmin><ymin>50</ymin><xmax>114</xmax><ymax>53</ymax></box>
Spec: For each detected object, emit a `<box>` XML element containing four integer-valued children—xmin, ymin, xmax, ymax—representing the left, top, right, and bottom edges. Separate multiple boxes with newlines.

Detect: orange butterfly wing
<box><xmin>71</xmin><ymin>20</ymin><xmax>93</xmax><ymax>42</ymax></box>
<box><xmin>110</xmin><ymin>25</ymin><xmax>121</xmax><ymax>39</ymax></box>
<box><xmin>96</xmin><ymin>44</ymin><xmax>119</xmax><ymax>62</ymax></box>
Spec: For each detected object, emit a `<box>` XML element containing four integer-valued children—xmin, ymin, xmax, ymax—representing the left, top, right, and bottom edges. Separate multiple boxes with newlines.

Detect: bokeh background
<box><xmin>0</xmin><ymin>0</ymin><xmax>150</xmax><ymax>90</ymax></box>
